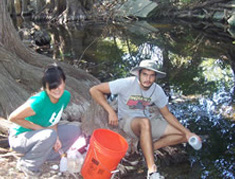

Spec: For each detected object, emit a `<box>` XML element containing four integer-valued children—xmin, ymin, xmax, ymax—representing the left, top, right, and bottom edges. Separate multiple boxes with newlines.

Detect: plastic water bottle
<box><xmin>188</xmin><ymin>136</ymin><xmax>202</xmax><ymax>150</ymax></box>
<box><xmin>67</xmin><ymin>149</ymin><xmax>84</xmax><ymax>173</ymax></box>
<box><xmin>59</xmin><ymin>149</ymin><xmax>67</xmax><ymax>172</ymax></box>
<box><xmin>59</xmin><ymin>155</ymin><xmax>68</xmax><ymax>172</ymax></box>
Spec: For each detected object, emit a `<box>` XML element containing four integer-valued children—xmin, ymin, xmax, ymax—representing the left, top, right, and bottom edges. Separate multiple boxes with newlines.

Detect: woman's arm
<box><xmin>49</xmin><ymin>124</ymin><xmax>62</xmax><ymax>152</ymax></box>
<box><xmin>8</xmin><ymin>101</ymin><xmax>44</xmax><ymax>130</ymax></box>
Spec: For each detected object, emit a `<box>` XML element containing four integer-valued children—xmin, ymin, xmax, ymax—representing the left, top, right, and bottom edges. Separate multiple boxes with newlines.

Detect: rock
<box><xmin>227</xmin><ymin>27</ymin><xmax>235</xmax><ymax>38</ymax></box>
<box><xmin>213</xmin><ymin>11</ymin><xmax>225</xmax><ymax>21</ymax></box>
<box><xmin>34</xmin><ymin>30</ymin><xmax>51</xmax><ymax>46</ymax></box>
<box><xmin>228</xmin><ymin>14</ymin><xmax>235</xmax><ymax>27</ymax></box>
<box><xmin>127</xmin><ymin>21</ymin><xmax>159</xmax><ymax>35</ymax></box>
<box><xmin>117</xmin><ymin>0</ymin><xmax>158</xmax><ymax>18</ymax></box>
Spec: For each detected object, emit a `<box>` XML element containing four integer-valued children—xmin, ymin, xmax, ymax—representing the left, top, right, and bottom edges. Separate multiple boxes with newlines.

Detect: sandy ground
<box><xmin>0</xmin><ymin>148</ymin><xmax>145</xmax><ymax>179</ymax></box>
<box><xmin>0</xmin><ymin>131</ymin><xmax>186</xmax><ymax>179</ymax></box>
<box><xmin>0</xmin><ymin>151</ymin><xmax>83</xmax><ymax>179</ymax></box>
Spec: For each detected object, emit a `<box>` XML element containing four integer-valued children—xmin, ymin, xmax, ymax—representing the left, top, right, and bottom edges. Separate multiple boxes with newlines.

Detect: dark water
<box><xmin>15</xmin><ymin>18</ymin><xmax>235</xmax><ymax>178</ymax></box>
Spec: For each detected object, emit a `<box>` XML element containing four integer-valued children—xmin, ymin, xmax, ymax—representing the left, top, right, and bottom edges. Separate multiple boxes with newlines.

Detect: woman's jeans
<box><xmin>8</xmin><ymin>122</ymin><xmax>81</xmax><ymax>172</ymax></box>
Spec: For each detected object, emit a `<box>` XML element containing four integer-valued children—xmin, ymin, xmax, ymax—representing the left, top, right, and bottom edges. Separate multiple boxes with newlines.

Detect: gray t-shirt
<box><xmin>109</xmin><ymin>76</ymin><xmax>168</xmax><ymax>119</ymax></box>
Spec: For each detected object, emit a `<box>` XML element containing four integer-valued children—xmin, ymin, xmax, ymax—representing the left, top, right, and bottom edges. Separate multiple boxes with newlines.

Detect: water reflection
<box><xmin>16</xmin><ymin>19</ymin><xmax>235</xmax><ymax>178</ymax></box>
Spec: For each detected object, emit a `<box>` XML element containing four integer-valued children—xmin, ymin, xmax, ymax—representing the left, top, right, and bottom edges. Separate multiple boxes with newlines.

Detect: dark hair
<box><xmin>42</xmin><ymin>64</ymin><xmax>66</xmax><ymax>90</ymax></box>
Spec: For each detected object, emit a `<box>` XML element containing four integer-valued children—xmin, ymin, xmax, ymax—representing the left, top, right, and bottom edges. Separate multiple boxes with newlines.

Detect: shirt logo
<box><xmin>127</xmin><ymin>95</ymin><xmax>151</xmax><ymax>110</ymax></box>
<box><xmin>49</xmin><ymin>105</ymin><xmax>64</xmax><ymax>126</ymax></box>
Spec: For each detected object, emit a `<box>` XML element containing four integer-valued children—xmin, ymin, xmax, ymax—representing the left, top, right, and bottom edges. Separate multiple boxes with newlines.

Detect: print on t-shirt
<box><xmin>127</xmin><ymin>95</ymin><xmax>151</xmax><ymax>110</ymax></box>
<box><xmin>49</xmin><ymin>105</ymin><xmax>64</xmax><ymax>126</ymax></box>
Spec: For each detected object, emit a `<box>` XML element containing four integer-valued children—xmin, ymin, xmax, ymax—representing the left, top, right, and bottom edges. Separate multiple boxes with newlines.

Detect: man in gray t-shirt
<box><xmin>109</xmin><ymin>76</ymin><xmax>168</xmax><ymax>119</ymax></box>
<box><xmin>90</xmin><ymin>59</ymin><xmax>201</xmax><ymax>179</ymax></box>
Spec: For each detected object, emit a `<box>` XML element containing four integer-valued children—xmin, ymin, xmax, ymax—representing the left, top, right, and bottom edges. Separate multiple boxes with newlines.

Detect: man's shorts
<box><xmin>119</xmin><ymin>115</ymin><xmax>168</xmax><ymax>141</ymax></box>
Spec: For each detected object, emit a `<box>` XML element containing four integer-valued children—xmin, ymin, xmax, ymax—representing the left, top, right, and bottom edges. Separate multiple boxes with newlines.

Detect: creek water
<box><xmin>15</xmin><ymin>18</ymin><xmax>235</xmax><ymax>178</ymax></box>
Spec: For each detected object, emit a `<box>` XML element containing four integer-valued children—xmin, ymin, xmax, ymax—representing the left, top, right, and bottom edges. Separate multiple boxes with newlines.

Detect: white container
<box><xmin>188</xmin><ymin>136</ymin><xmax>202</xmax><ymax>150</ymax></box>
<box><xmin>59</xmin><ymin>156</ymin><xmax>68</xmax><ymax>172</ymax></box>
<box><xmin>67</xmin><ymin>149</ymin><xmax>84</xmax><ymax>174</ymax></box>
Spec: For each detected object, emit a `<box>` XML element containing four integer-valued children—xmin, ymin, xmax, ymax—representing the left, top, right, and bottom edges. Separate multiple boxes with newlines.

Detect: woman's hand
<box><xmin>53</xmin><ymin>137</ymin><xmax>62</xmax><ymax>152</ymax></box>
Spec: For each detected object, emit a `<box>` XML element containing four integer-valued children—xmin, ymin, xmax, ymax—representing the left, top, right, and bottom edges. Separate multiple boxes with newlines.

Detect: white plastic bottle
<box><xmin>67</xmin><ymin>149</ymin><xmax>84</xmax><ymax>174</ymax></box>
<box><xmin>188</xmin><ymin>136</ymin><xmax>202</xmax><ymax>150</ymax></box>
<box><xmin>59</xmin><ymin>154</ymin><xmax>68</xmax><ymax>172</ymax></box>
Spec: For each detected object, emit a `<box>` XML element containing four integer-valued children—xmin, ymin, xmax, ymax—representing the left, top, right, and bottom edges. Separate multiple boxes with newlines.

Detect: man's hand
<box><xmin>108</xmin><ymin>110</ymin><xmax>118</xmax><ymax>126</ymax></box>
<box><xmin>186</xmin><ymin>132</ymin><xmax>202</xmax><ymax>142</ymax></box>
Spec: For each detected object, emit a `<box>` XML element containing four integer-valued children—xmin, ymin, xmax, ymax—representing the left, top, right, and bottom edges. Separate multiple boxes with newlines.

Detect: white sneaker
<box><xmin>17</xmin><ymin>160</ymin><xmax>41</xmax><ymax>178</ymax></box>
<box><xmin>147</xmin><ymin>171</ymin><xmax>165</xmax><ymax>179</ymax></box>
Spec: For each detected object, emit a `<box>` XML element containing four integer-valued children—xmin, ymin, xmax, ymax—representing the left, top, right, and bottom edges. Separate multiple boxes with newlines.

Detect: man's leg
<box><xmin>153</xmin><ymin>124</ymin><xmax>187</xmax><ymax>150</ymax></box>
<box><xmin>131</xmin><ymin>117</ymin><xmax>156</xmax><ymax>173</ymax></box>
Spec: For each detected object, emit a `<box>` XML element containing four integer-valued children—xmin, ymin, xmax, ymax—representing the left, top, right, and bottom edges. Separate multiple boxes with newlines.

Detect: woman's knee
<box><xmin>57</xmin><ymin>124</ymin><xmax>82</xmax><ymax>141</ymax></box>
<box><xmin>40</xmin><ymin>129</ymin><xmax>57</xmax><ymax>144</ymax></box>
<box><xmin>69</xmin><ymin>125</ymin><xmax>82</xmax><ymax>138</ymax></box>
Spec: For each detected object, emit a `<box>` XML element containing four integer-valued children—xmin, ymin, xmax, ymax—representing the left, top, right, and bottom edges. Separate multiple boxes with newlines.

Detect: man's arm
<box><xmin>89</xmin><ymin>83</ymin><xmax>118</xmax><ymax>126</ymax></box>
<box><xmin>159</xmin><ymin>105</ymin><xmax>200</xmax><ymax>141</ymax></box>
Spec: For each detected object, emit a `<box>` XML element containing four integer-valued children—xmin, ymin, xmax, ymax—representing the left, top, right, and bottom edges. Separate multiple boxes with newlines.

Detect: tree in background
<box><xmin>0</xmin><ymin>0</ymin><xmax>99</xmax><ymax>122</ymax></box>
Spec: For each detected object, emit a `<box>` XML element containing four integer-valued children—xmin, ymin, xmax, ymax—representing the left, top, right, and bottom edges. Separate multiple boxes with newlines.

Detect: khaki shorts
<box><xmin>119</xmin><ymin>115</ymin><xmax>168</xmax><ymax>141</ymax></box>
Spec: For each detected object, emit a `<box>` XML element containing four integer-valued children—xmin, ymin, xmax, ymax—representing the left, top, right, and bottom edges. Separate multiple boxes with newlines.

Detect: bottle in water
<box><xmin>188</xmin><ymin>136</ymin><xmax>202</xmax><ymax>150</ymax></box>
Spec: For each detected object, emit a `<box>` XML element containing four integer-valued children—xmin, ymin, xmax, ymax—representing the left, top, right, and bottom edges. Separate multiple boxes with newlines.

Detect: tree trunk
<box><xmin>0</xmin><ymin>118</ymin><xmax>12</xmax><ymax>135</ymax></box>
<box><xmin>32</xmin><ymin>0</ymin><xmax>94</xmax><ymax>22</ymax></box>
<box><xmin>0</xmin><ymin>0</ymin><xmax>99</xmax><ymax>122</ymax></box>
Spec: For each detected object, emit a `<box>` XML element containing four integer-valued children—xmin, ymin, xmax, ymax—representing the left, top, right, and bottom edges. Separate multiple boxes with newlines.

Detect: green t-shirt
<box><xmin>12</xmin><ymin>90</ymin><xmax>71</xmax><ymax>136</ymax></box>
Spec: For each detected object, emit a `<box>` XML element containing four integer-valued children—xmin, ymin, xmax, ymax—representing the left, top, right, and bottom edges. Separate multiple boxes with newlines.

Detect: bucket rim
<box><xmin>92</xmin><ymin>128</ymin><xmax>128</xmax><ymax>153</ymax></box>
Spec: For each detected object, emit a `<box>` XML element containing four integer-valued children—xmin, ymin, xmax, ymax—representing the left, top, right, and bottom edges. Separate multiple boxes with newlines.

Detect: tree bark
<box><xmin>32</xmin><ymin>0</ymin><xmax>94</xmax><ymax>22</ymax></box>
<box><xmin>0</xmin><ymin>118</ymin><xmax>11</xmax><ymax>135</ymax></box>
<box><xmin>0</xmin><ymin>0</ymin><xmax>99</xmax><ymax>122</ymax></box>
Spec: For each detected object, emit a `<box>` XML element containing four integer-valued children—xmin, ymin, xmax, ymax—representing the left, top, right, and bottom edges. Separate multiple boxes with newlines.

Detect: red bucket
<box><xmin>81</xmin><ymin>129</ymin><xmax>128</xmax><ymax>179</ymax></box>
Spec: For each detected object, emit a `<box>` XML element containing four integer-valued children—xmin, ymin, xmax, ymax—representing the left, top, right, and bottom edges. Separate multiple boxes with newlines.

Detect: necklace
<box><xmin>140</xmin><ymin>83</ymin><xmax>156</xmax><ymax>99</ymax></box>
<box><xmin>139</xmin><ymin>83</ymin><xmax>156</xmax><ymax>117</ymax></box>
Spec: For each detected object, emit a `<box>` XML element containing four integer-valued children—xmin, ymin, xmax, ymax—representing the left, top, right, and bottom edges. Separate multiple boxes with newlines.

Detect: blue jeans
<box><xmin>8</xmin><ymin>122</ymin><xmax>81</xmax><ymax>172</ymax></box>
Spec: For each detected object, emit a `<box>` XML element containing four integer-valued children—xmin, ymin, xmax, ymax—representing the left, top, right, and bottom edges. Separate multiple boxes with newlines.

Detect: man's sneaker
<box><xmin>147</xmin><ymin>171</ymin><xmax>165</xmax><ymax>179</ymax></box>
<box><xmin>17</xmin><ymin>160</ymin><xmax>41</xmax><ymax>178</ymax></box>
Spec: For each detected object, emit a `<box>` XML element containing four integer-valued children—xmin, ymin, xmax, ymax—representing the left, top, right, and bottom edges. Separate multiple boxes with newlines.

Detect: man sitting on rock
<box><xmin>89</xmin><ymin>59</ymin><xmax>201</xmax><ymax>179</ymax></box>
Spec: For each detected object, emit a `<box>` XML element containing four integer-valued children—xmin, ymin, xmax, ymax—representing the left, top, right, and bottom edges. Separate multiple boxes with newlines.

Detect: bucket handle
<box><xmin>111</xmin><ymin>169</ymin><xmax>119</xmax><ymax>179</ymax></box>
<box><xmin>93</xmin><ymin>146</ymin><xmax>120</xmax><ymax>177</ymax></box>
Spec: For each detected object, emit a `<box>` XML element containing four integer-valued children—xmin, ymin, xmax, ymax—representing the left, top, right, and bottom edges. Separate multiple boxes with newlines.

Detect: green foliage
<box><xmin>180</xmin><ymin>0</ymin><xmax>192</xmax><ymax>3</ymax></box>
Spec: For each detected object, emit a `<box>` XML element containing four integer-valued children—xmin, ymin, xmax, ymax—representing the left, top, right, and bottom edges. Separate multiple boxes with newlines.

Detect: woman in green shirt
<box><xmin>8</xmin><ymin>64</ymin><xmax>81</xmax><ymax>177</ymax></box>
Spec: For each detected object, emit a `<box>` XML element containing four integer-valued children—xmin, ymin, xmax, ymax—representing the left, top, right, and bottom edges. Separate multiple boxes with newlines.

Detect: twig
<box><xmin>77</xmin><ymin>37</ymin><xmax>99</xmax><ymax>63</ymax></box>
<box><xmin>0</xmin><ymin>151</ymin><xmax>22</xmax><ymax>159</ymax></box>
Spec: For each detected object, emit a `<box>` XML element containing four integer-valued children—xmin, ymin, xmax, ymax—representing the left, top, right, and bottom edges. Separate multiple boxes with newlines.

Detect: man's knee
<box><xmin>139</xmin><ymin>117</ymin><xmax>151</xmax><ymax>130</ymax></box>
<box><xmin>131</xmin><ymin>117</ymin><xmax>151</xmax><ymax>136</ymax></box>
